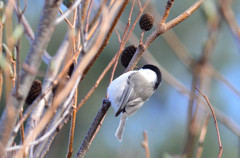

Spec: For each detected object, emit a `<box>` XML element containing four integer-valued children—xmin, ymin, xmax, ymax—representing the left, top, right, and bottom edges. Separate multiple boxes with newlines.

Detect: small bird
<box><xmin>107</xmin><ymin>64</ymin><xmax>162</xmax><ymax>141</ymax></box>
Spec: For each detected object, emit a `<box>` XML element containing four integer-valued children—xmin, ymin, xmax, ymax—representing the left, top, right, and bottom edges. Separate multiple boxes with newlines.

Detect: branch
<box><xmin>196</xmin><ymin>115</ymin><xmax>211</xmax><ymax>158</ymax></box>
<box><xmin>66</xmin><ymin>93</ymin><xmax>77</xmax><ymax>158</ymax></box>
<box><xmin>196</xmin><ymin>87</ymin><xmax>223</xmax><ymax>158</ymax></box>
<box><xmin>219</xmin><ymin>0</ymin><xmax>240</xmax><ymax>42</ymax></box>
<box><xmin>75</xmin><ymin>99</ymin><xmax>111</xmax><ymax>158</ymax></box>
<box><xmin>14</xmin><ymin>2</ymin><xmax>112</xmax><ymax>156</ymax></box>
<box><xmin>0</xmin><ymin>0</ymin><xmax>63</xmax><ymax>152</ymax></box>
<box><xmin>160</xmin><ymin>0</ymin><xmax>174</xmax><ymax>24</ymax></box>
<box><xmin>55</xmin><ymin>0</ymin><xmax>82</xmax><ymax>25</ymax></box>
<box><xmin>14</xmin><ymin>4</ymin><xmax>52</xmax><ymax>64</ymax></box>
<box><xmin>125</xmin><ymin>0</ymin><xmax>205</xmax><ymax>72</ymax></box>
<box><xmin>141</xmin><ymin>131</ymin><xmax>150</xmax><ymax>158</ymax></box>
<box><xmin>81</xmin><ymin>0</ymin><xmax>129</xmax><ymax>79</ymax></box>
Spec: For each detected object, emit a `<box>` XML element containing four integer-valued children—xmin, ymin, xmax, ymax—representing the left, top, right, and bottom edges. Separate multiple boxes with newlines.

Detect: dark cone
<box><xmin>139</xmin><ymin>13</ymin><xmax>154</xmax><ymax>31</ymax></box>
<box><xmin>121</xmin><ymin>45</ymin><xmax>137</xmax><ymax>68</ymax></box>
<box><xmin>26</xmin><ymin>79</ymin><xmax>42</xmax><ymax>105</ymax></box>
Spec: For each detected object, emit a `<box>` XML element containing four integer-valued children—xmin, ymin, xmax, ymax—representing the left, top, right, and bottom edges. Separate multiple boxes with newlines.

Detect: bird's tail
<box><xmin>115</xmin><ymin>117</ymin><xmax>126</xmax><ymax>142</ymax></box>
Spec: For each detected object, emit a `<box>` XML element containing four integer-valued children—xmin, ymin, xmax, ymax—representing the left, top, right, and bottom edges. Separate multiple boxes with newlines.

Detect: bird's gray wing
<box><xmin>124</xmin><ymin>98</ymin><xmax>144</xmax><ymax>116</ymax></box>
<box><xmin>115</xmin><ymin>73</ymin><xmax>135</xmax><ymax>117</ymax></box>
<box><xmin>120</xmin><ymin>71</ymin><xmax>153</xmax><ymax>116</ymax></box>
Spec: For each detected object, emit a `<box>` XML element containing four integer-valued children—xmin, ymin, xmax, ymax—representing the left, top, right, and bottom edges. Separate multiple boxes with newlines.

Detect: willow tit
<box><xmin>107</xmin><ymin>64</ymin><xmax>162</xmax><ymax>141</ymax></box>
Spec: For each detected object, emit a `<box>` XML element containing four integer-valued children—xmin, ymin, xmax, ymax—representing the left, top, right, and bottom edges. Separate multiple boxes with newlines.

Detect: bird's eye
<box><xmin>136</xmin><ymin>66</ymin><xmax>141</xmax><ymax>70</ymax></box>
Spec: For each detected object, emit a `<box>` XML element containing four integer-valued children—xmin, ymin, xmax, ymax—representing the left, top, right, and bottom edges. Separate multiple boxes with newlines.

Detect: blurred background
<box><xmin>1</xmin><ymin>0</ymin><xmax>240</xmax><ymax>157</ymax></box>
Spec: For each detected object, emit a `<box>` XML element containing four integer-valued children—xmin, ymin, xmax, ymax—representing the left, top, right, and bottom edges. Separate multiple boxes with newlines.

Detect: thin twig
<box><xmin>195</xmin><ymin>87</ymin><xmax>223</xmax><ymax>158</ymax></box>
<box><xmin>59</xmin><ymin>9</ymin><xmax>74</xmax><ymax>29</ymax></box>
<box><xmin>123</xmin><ymin>0</ymin><xmax>150</xmax><ymax>47</ymax></box>
<box><xmin>160</xmin><ymin>0</ymin><xmax>175</xmax><ymax>24</ymax></box>
<box><xmin>15</xmin><ymin>2</ymin><xmax>25</xmax><ymax>145</ymax></box>
<box><xmin>196</xmin><ymin>114</ymin><xmax>211</xmax><ymax>158</ymax></box>
<box><xmin>55</xmin><ymin>0</ymin><xmax>82</xmax><ymax>25</ymax></box>
<box><xmin>7</xmin><ymin>88</ymin><xmax>53</xmax><ymax>147</ymax></box>
<box><xmin>37</xmin><ymin>112</ymin><xmax>72</xmax><ymax>158</ymax></box>
<box><xmin>139</xmin><ymin>30</ymin><xmax>144</xmax><ymax>45</ymax></box>
<box><xmin>210</xmin><ymin>65</ymin><xmax>240</xmax><ymax>98</ymax></box>
<box><xmin>84</xmin><ymin>0</ymin><xmax>93</xmax><ymax>36</ymax></box>
<box><xmin>65</xmin><ymin>13</ymin><xmax>78</xmax><ymax>158</ymax></box>
<box><xmin>81</xmin><ymin>0</ymin><xmax>130</xmax><ymax>80</ymax></box>
<box><xmin>110</xmin><ymin>0</ymin><xmax>136</xmax><ymax>83</ymax></box>
<box><xmin>66</xmin><ymin>92</ymin><xmax>77</xmax><ymax>158</ymax></box>
<box><xmin>32</xmin><ymin>91</ymin><xmax>75</xmax><ymax>158</ymax></box>
<box><xmin>81</xmin><ymin>0</ymin><xmax>90</xmax><ymax>27</ymax></box>
<box><xmin>183</xmin><ymin>72</ymin><xmax>200</xmax><ymax>158</ymax></box>
<box><xmin>137</xmin><ymin>0</ymin><xmax>142</xmax><ymax>10</ymax></box>
<box><xmin>141</xmin><ymin>131</ymin><xmax>150</xmax><ymax>158</ymax></box>
<box><xmin>19</xmin><ymin>108</ymin><xmax>25</xmax><ymax>144</ymax></box>
<box><xmin>114</xmin><ymin>29</ymin><xmax>122</xmax><ymax>43</ymax></box>
<box><xmin>219</xmin><ymin>0</ymin><xmax>240</xmax><ymax>42</ymax></box>
<box><xmin>88</xmin><ymin>0</ymin><xmax>107</xmax><ymax>29</ymax></box>
<box><xmin>86</xmin><ymin>18</ymin><xmax>100</xmax><ymax>41</ymax></box>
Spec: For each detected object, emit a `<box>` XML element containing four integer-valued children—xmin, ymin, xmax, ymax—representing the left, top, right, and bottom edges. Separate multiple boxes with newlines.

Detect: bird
<box><xmin>107</xmin><ymin>64</ymin><xmax>162</xmax><ymax>141</ymax></box>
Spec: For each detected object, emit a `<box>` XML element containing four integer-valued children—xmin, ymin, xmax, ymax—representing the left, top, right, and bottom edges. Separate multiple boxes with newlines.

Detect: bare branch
<box><xmin>55</xmin><ymin>0</ymin><xmax>82</xmax><ymax>25</ymax></box>
<box><xmin>75</xmin><ymin>99</ymin><xmax>111</xmax><ymax>158</ymax></box>
<box><xmin>0</xmin><ymin>0</ymin><xmax>63</xmax><ymax>153</ymax></box>
<box><xmin>196</xmin><ymin>87</ymin><xmax>223</xmax><ymax>158</ymax></box>
<box><xmin>125</xmin><ymin>0</ymin><xmax>205</xmax><ymax>72</ymax></box>
<box><xmin>160</xmin><ymin>0</ymin><xmax>175</xmax><ymax>24</ymax></box>
<box><xmin>141</xmin><ymin>131</ymin><xmax>150</xmax><ymax>158</ymax></box>
<box><xmin>196</xmin><ymin>115</ymin><xmax>211</xmax><ymax>158</ymax></box>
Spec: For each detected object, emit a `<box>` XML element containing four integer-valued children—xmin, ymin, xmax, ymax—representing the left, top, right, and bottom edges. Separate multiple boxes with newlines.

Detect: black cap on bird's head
<box><xmin>141</xmin><ymin>64</ymin><xmax>162</xmax><ymax>90</ymax></box>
